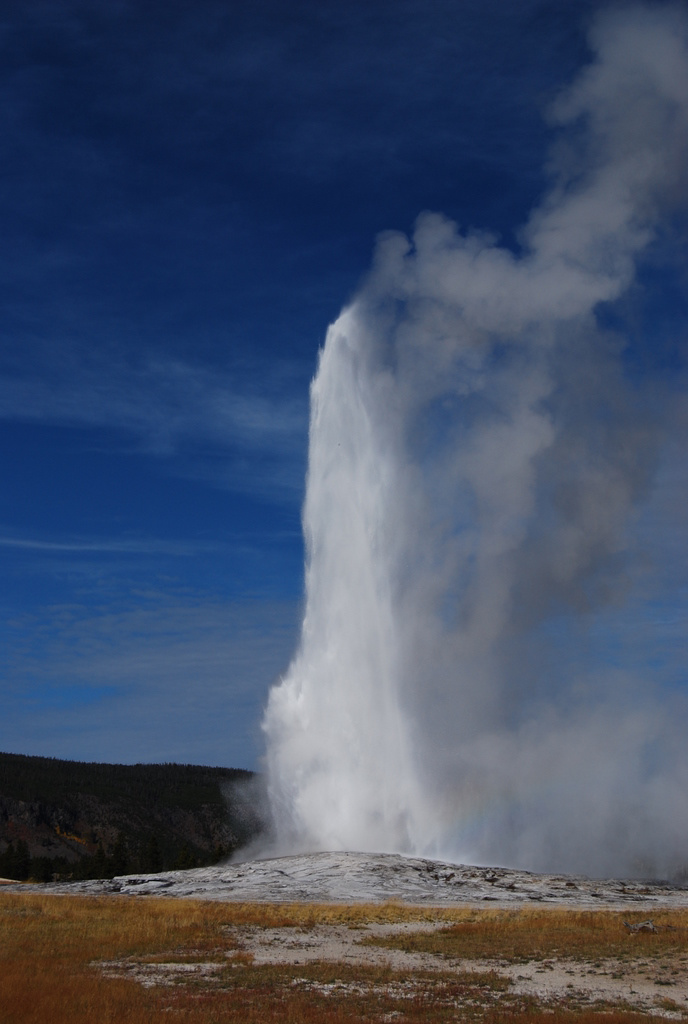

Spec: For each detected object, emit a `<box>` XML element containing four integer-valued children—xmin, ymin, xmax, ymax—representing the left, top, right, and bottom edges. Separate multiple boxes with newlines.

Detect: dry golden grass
<box><xmin>1</xmin><ymin>892</ymin><xmax>685</xmax><ymax>1023</ymax></box>
<box><xmin>366</xmin><ymin>907</ymin><xmax>688</xmax><ymax>962</ymax></box>
<box><xmin>208</xmin><ymin>897</ymin><xmax>461</xmax><ymax>926</ymax></box>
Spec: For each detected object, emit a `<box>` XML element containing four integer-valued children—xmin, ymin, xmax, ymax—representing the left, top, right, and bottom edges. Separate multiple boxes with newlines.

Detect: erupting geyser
<box><xmin>264</xmin><ymin>5</ymin><xmax>688</xmax><ymax>878</ymax></box>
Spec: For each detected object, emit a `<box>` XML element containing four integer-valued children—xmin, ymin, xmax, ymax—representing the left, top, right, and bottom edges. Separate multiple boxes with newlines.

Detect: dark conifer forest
<box><xmin>0</xmin><ymin>752</ymin><xmax>265</xmax><ymax>881</ymax></box>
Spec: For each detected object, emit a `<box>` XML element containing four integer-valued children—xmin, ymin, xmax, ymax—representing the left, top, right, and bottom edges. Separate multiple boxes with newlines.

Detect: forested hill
<box><xmin>0</xmin><ymin>751</ymin><xmax>266</xmax><ymax>882</ymax></box>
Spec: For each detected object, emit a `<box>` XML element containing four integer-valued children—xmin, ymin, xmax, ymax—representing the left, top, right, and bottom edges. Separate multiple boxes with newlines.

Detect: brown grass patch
<box><xmin>2</xmin><ymin>892</ymin><xmax>686</xmax><ymax>1023</ymax></box>
<box><xmin>365</xmin><ymin>908</ymin><xmax>688</xmax><ymax>962</ymax></box>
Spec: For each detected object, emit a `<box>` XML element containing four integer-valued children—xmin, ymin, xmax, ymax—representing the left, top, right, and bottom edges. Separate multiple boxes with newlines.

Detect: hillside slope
<box><xmin>0</xmin><ymin>752</ymin><xmax>265</xmax><ymax>881</ymax></box>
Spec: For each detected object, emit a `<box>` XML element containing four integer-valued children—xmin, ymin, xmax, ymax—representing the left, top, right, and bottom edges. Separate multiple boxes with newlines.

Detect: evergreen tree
<box><xmin>0</xmin><ymin>841</ymin><xmax>15</xmax><ymax>878</ymax></box>
<box><xmin>92</xmin><ymin>843</ymin><xmax>107</xmax><ymax>878</ymax></box>
<box><xmin>111</xmin><ymin>833</ymin><xmax>129</xmax><ymax>876</ymax></box>
<box><xmin>0</xmin><ymin>839</ymin><xmax>31</xmax><ymax>880</ymax></box>
<box><xmin>142</xmin><ymin>834</ymin><xmax>162</xmax><ymax>872</ymax></box>
<box><xmin>30</xmin><ymin>856</ymin><xmax>54</xmax><ymax>883</ymax></box>
<box><xmin>173</xmin><ymin>844</ymin><xmax>197</xmax><ymax>870</ymax></box>
<box><xmin>14</xmin><ymin>840</ymin><xmax>30</xmax><ymax>880</ymax></box>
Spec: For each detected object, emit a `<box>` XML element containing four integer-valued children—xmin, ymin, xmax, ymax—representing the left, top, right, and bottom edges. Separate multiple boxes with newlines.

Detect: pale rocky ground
<box><xmin>97</xmin><ymin>912</ymin><xmax>688</xmax><ymax>1017</ymax></box>
<box><xmin>10</xmin><ymin>851</ymin><xmax>688</xmax><ymax>1017</ymax></box>
<box><xmin>19</xmin><ymin>850</ymin><xmax>688</xmax><ymax>906</ymax></box>
<box><xmin>223</xmin><ymin>918</ymin><xmax>688</xmax><ymax>1015</ymax></box>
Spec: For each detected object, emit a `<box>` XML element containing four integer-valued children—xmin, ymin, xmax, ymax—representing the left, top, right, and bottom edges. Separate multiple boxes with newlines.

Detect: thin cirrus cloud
<box><xmin>0</xmin><ymin>534</ymin><xmax>221</xmax><ymax>555</ymax></box>
<box><xmin>2</xmin><ymin>596</ymin><xmax>300</xmax><ymax>768</ymax></box>
<box><xmin>0</xmin><ymin>343</ymin><xmax>308</xmax><ymax>496</ymax></box>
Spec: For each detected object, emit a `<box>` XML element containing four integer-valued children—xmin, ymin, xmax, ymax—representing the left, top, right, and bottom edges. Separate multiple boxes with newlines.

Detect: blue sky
<box><xmin>1</xmin><ymin>0</ymin><xmax>685</xmax><ymax>772</ymax></box>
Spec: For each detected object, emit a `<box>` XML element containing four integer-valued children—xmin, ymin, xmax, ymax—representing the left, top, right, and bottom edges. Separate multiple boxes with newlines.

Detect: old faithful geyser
<box><xmin>264</xmin><ymin>5</ymin><xmax>688</xmax><ymax>877</ymax></box>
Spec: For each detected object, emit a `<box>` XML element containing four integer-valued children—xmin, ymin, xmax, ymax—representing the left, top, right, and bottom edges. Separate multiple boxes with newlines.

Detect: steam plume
<box><xmin>263</xmin><ymin>5</ymin><xmax>688</xmax><ymax>878</ymax></box>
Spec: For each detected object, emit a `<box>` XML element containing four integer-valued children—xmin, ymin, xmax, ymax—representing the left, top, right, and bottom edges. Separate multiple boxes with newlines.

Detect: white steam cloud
<box><xmin>263</xmin><ymin>5</ymin><xmax>688</xmax><ymax>878</ymax></box>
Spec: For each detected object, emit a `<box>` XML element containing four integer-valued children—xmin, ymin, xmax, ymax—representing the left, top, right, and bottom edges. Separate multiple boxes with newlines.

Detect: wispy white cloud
<box><xmin>0</xmin><ymin>345</ymin><xmax>305</xmax><ymax>448</ymax></box>
<box><xmin>0</xmin><ymin>341</ymin><xmax>309</xmax><ymax>498</ymax></box>
<box><xmin>0</xmin><ymin>533</ymin><xmax>218</xmax><ymax>555</ymax></box>
<box><xmin>1</xmin><ymin>595</ymin><xmax>300</xmax><ymax>768</ymax></box>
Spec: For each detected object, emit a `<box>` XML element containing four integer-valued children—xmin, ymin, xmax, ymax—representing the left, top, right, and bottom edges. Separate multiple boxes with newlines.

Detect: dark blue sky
<box><xmin>1</xmin><ymin>0</ymin><xmax>685</xmax><ymax>769</ymax></box>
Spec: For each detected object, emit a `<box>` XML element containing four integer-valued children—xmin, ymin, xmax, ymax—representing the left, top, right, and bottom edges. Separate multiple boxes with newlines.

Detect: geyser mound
<box><xmin>36</xmin><ymin>851</ymin><xmax>688</xmax><ymax>905</ymax></box>
<box><xmin>263</xmin><ymin>4</ymin><xmax>688</xmax><ymax>879</ymax></box>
